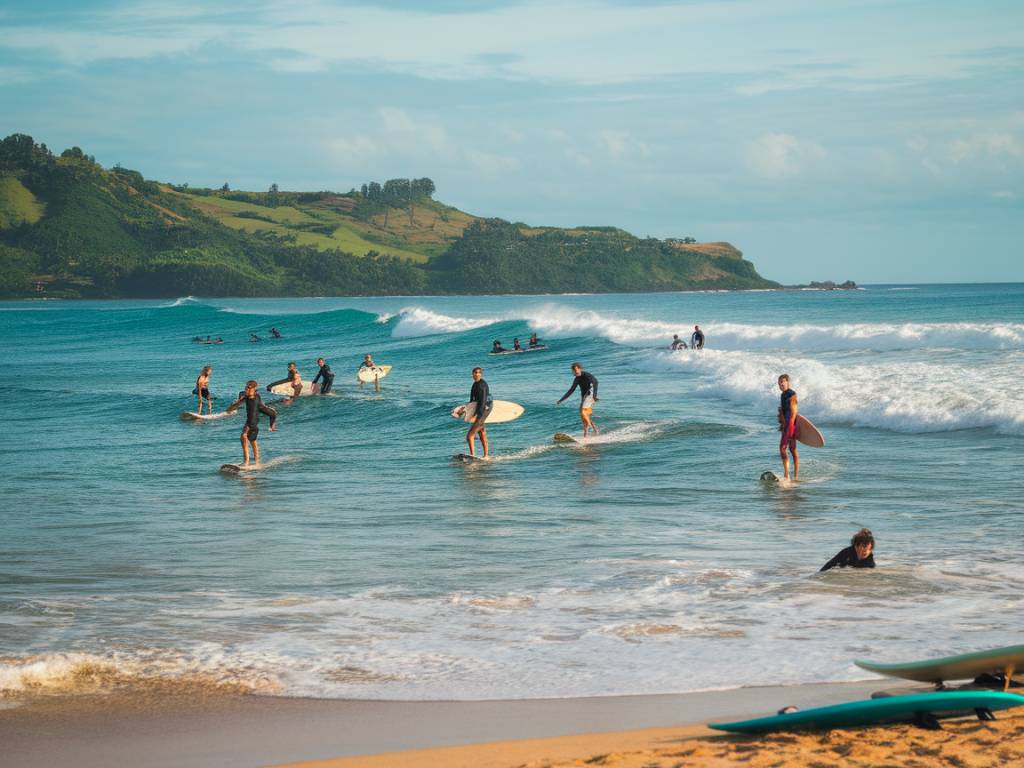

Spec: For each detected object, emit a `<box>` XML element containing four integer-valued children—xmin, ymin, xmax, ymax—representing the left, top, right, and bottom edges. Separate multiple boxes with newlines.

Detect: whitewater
<box><xmin>1</xmin><ymin>284</ymin><xmax>1021</xmax><ymax>702</ymax></box>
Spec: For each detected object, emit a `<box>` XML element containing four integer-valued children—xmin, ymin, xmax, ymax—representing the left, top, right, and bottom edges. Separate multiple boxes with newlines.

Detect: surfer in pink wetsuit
<box><xmin>777</xmin><ymin>373</ymin><xmax>799</xmax><ymax>481</ymax></box>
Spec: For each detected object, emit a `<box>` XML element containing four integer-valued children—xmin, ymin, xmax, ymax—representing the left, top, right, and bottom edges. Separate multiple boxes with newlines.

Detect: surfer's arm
<box><xmin>557</xmin><ymin>380</ymin><xmax>579</xmax><ymax>404</ymax></box>
<box><xmin>590</xmin><ymin>376</ymin><xmax>599</xmax><ymax>401</ymax></box>
<box><xmin>260</xmin><ymin>402</ymin><xmax>277</xmax><ymax>430</ymax></box>
<box><xmin>786</xmin><ymin>396</ymin><xmax>799</xmax><ymax>436</ymax></box>
<box><xmin>226</xmin><ymin>395</ymin><xmax>244</xmax><ymax>413</ymax></box>
<box><xmin>820</xmin><ymin>546</ymin><xmax>852</xmax><ymax>572</ymax></box>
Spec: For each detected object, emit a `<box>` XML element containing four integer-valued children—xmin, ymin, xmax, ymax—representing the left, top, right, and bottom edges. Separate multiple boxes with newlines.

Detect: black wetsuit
<box><xmin>558</xmin><ymin>372</ymin><xmax>598</xmax><ymax>405</ymax></box>
<box><xmin>470</xmin><ymin>379</ymin><xmax>492</xmax><ymax>422</ymax></box>
<box><xmin>236</xmin><ymin>391</ymin><xmax>276</xmax><ymax>441</ymax></box>
<box><xmin>313</xmin><ymin>363</ymin><xmax>334</xmax><ymax>394</ymax></box>
<box><xmin>820</xmin><ymin>546</ymin><xmax>875</xmax><ymax>572</ymax></box>
<box><xmin>779</xmin><ymin>388</ymin><xmax>797</xmax><ymax>436</ymax></box>
<box><xmin>691</xmin><ymin>330</ymin><xmax>704</xmax><ymax>349</ymax></box>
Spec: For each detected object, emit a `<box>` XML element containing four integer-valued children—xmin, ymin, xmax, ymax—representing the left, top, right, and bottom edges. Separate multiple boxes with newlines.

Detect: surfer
<box><xmin>492</xmin><ymin>340</ymin><xmax>506</xmax><ymax>354</ymax></box>
<box><xmin>249</xmin><ymin>333</ymin><xmax>261</xmax><ymax>343</ymax></box>
<box><xmin>690</xmin><ymin>325</ymin><xmax>704</xmax><ymax>350</ymax></box>
<box><xmin>454</xmin><ymin>367</ymin><xmax>491</xmax><ymax>459</ymax></box>
<box><xmin>226</xmin><ymin>380</ymin><xmax>277</xmax><ymax>466</ymax></box>
<box><xmin>820</xmin><ymin>528</ymin><xmax>876</xmax><ymax>571</ymax></box>
<box><xmin>193</xmin><ymin>366</ymin><xmax>214</xmax><ymax>415</ymax></box>
<box><xmin>556</xmin><ymin>362</ymin><xmax>599</xmax><ymax>437</ymax></box>
<box><xmin>670</xmin><ymin>334</ymin><xmax>687</xmax><ymax>350</ymax></box>
<box><xmin>267</xmin><ymin>362</ymin><xmax>301</xmax><ymax>397</ymax></box>
<box><xmin>529</xmin><ymin>333</ymin><xmax>541</xmax><ymax>348</ymax></box>
<box><xmin>270</xmin><ymin>327</ymin><xmax>282</xmax><ymax>339</ymax></box>
<box><xmin>777</xmin><ymin>373</ymin><xmax>799</xmax><ymax>481</ymax></box>
<box><xmin>513</xmin><ymin>337</ymin><xmax>521</xmax><ymax>351</ymax></box>
<box><xmin>360</xmin><ymin>353</ymin><xmax>376</xmax><ymax>370</ymax></box>
<box><xmin>313</xmin><ymin>357</ymin><xmax>334</xmax><ymax>395</ymax></box>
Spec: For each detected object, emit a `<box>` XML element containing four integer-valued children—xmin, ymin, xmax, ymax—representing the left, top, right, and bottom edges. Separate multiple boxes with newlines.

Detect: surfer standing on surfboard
<box><xmin>557</xmin><ymin>362</ymin><xmax>599</xmax><ymax>437</ymax></box>
<box><xmin>777</xmin><ymin>373</ymin><xmax>799</xmax><ymax>481</ymax></box>
<box><xmin>455</xmin><ymin>367</ymin><xmax>491</xmax><ymax>459</ymax></box>
<box><xmin>226</xmin><ymin>380</ymin><xmax>277</xmax><ymax>466</ymax></box>
<box><xmin>194</xmin><ymin>366</ymin><xmax>214</xmax><ymax>415</ymax></box>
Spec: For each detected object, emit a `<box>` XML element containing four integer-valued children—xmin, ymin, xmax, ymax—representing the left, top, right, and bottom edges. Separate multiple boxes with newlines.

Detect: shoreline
<box><xmin>1</xmin><ymin>679</ymin><xmax>914</xmax><ymax>768</ymax></box>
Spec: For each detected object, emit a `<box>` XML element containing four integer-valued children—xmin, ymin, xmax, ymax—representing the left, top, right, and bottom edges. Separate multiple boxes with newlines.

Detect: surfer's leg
<box><xmin>241</xmin><ymin>429</ymin><xmax>251</xmax><ymax>464</ymax></box>
<box><xmin>790</xmin><ymin>441</ymin><xmax>799</xmax><ymax>480</ymax></box>
<box><xmin>252</xmin><ymin>438</ymin><xmax>260</xmax><ymax>464</ymax></box>
<box><xmin>466</xmin><ymin>424</ymin><xmax>479</xmax><ymax>456</ymax></box>
<box><xmin>779</xmin><ymin>436</ymin><xmax>790</xmax><ymax>479</ymax></box>
<box><xmin>479</xmin><ymin>426</ymin><xmax>489</xmax><ymax>458</ymax></box>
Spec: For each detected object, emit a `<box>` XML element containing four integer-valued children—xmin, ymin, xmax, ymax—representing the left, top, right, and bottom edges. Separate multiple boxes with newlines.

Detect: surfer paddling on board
<box><xmin>226</xmin><ymin>380</ymin><xmax>277</xmax><ymax>466</ymax></box>
<box><xmin>556</xmin><ymin>362</ymin><xmax>599</xmax><ymax>437</ymax></box>
<box><xmin>777</xmin><ymin>373</ymin><xmax>799</xmax><ymax>481</ymax></box>
<box><xmin>313</xmin><ymin>358</ymin><xmax>334</xmax><ymax>395</ymax></box>
<box><xmin>690</xmin><ymin>325</ymin><xmax>704</xmax><ymax>350</ymax></box>
<box><xmin>454</xmin><ymin>367</ymin><xmax>491</xmax><ymax>459</ymax></box>
<box><xmin>491</xmin><ymin>340</ymin><xmax>506</xmax><ymax>353</ymax></box>
<box><xmin>820</xmin><ymin>528</ymin><xmax>876</xmax><ymax>571</ymax></box>
<box><xmin>193</xmin><ymin>366</ymin><xmax>214</xmax><ymax>415</ymax></box>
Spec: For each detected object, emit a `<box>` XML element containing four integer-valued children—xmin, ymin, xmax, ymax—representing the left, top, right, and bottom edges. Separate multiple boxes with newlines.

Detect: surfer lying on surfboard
<box><xmin>820</xmin><ymin>528</ymin><xmax>876</xmax><ymax>571</ymax></box>
<box><xmin>226</xmin><ymin>380</ymin><xmax>277</xmax><ymax>466</ymax></box>
<box><xmin>453</xmin><ymin>367</ymin><xmax>491</xmax><ymax>459</ymax></box>
<box><xmin>777</xmin><ymin>373</ymin><xmax>799</xmax><ymax>481</ymax></box>
<box><xmin>556</xmin><ymin>362</ymin><xmax>599</xmax><ymax>438</ymax></box>
<box><xmin>193</xmin><ymin>366</ymin><xmax>214</xmax><ymax>415</ymax></box>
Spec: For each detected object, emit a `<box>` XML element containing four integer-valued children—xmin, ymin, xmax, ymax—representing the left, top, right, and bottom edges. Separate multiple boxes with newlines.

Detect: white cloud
<box><xmin>466</xmin><ymin>150</ymin><xmax>521</xmax><ymax>175</ymax></box>
<box><xmin>746</xmin><ymin>132</ymin><xmax>826</xmax><ymax>178</ymax></box>
<box><xmin>597</xmin><ymin>129</ymin><xmax>650</xmax><ymax>161</ymax></box>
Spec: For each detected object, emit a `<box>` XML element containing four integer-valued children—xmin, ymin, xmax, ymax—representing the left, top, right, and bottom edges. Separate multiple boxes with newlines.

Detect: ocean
<box><xmin>1</xmin><ymin>284</ymin><xmax>1022</xmax><ymax>701</ymax></box>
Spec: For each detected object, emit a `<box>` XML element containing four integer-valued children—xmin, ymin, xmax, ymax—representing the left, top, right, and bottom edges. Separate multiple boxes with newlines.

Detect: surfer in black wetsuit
<box><xmin>777</xmin><ymin>373</ymin><xmax>799</xmax><ymax>481</ymax></box>
<box><xmin>556</xmin><ymin>362</ymin><xmax>599</xmax><ymax>437</ymax></box>
<box><xmin>193</xmin><ymin>366</ymin><xmax>214</xmax><ymax>415</ymax></box>
<box><xmin>313</xmin><ymin>358</ymin><xmax>334</xmax><ymax>395</ymax></box>
<box><xmin>492</xmin><ymin>340</ymin><xmax>505</xmax><ymax>354</ymax></box>
<box><xmin>270</xmin><ymin>327</ymin><xmax>282</xmax><ymax>339</ymax></box>
<box><xmin>670</xmin><ymin>334</ymin><xmax>687</xmax><ymax>350</ymax></box>
<box><xmin>821</xmin><ymin>528</ymin><xmax>876</xmax><ymax>571</ymax></box>
<box><xmin>690</xmin><ymin>325</ymin><xmax>704</xmax><ymax>350</ymax></box>
<box><xmin>455</xmin><ymin>367</ymin><xmax>491</xmax><ymax>458</ymax></box>
<box><xmin>226</xmin><ymin>380</ymin><xmax>277</xmax><ymax>466</ymax></box>
<box><xmin>250</xmin><ymin>333</ymin><xmax>261</xmax><ymax>343</ymax></box>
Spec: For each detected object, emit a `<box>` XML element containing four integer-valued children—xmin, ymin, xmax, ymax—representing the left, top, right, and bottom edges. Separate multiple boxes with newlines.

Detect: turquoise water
<box><xmin>1</xmin><ymin>285</ymin><xmax>1022</xmax><ymax>700</ymax></box>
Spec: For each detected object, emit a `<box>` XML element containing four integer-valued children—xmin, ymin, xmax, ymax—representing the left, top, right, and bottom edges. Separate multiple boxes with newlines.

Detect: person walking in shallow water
<box><xmin>777</xmin><ymin>373</ymin><xmax>799</xmax><ymax>481</ymax></box>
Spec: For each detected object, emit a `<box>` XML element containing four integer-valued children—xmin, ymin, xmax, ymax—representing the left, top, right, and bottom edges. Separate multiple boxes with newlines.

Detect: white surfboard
<box><xmin>452</xmin><ymin>400</ymin><xmax>524</xmax><ymax>424</ymax></box>
<box><xmin>180</xmin><ymin>410</ymin><xmax>237</xmax><ymax>421</ymax></box>
<box><xmin>357</xmin><ymin>365</ymin><xmax>392</xmax><ymax>383</ymax></box>
<box><xmin>795</xmin><ymin>414</ymin><xmax>825</xmax><ymax>448</ymax></box>
<box><xmin>268</xmin><ymin>380</ymin><xmax>319</xmax><ymax>397</ymax></box>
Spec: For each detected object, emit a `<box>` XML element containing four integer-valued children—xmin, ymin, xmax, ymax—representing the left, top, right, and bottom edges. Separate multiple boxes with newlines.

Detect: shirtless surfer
<box><xmin>454</xmin><ymin>367</ymin><xmax>491</xmax><ymax>459</ymax></box>
<box><xmin>226</xmin><ymin>380</ymin><xmax>277</xmax><ymax>466</ymax></box>
<box><xmin>777</xmin><ymin>373</ymin><xmax>799</xmax><ymax>481</ymax></box>
<box><xmin>557</xmin><ymin>362</ymin><xmax>599</xmax><ymax>437</ymax></box>
<box><xmin>267</xmin><ymin>362</ymin><xmax>304</xmax><ymax>398</ymax></box>
<box><xmin>193</xmin><ymin>366</ymin><xmax>214</xmax><ymax>415</ymax></box>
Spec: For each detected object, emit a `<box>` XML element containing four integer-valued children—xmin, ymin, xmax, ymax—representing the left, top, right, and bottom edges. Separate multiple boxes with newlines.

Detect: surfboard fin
<box><xmin>912</xmin><ymin>711</ymin><xmax>942</xmax><ymax>730</ymax></box>
<box><xmin>974</xmin><ymin>707</ymin><xmax>996</xmax><ymax>721</ymax></box>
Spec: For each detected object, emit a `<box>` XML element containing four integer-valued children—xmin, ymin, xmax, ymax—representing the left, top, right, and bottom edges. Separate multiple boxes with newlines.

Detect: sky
<box><xmin>1</xmin><ymin>0</ymin><xmax>1022</xmax><ymax>283</ymax></box>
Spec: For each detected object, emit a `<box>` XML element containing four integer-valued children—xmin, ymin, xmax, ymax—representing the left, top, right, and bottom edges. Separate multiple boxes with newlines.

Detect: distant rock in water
<box><xmin>792</xmin><ymin>280</ymin><xmax>859</xmax><ymax>290</ymax></box>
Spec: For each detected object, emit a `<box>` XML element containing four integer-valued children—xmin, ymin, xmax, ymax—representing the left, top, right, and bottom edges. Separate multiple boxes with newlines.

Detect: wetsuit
<box><xmin>691</xmin><ymin>330</ymin><xmax>704</xmax><ymax>349</ymax></box>
<box><xmin>779</xmin><ymin>388</ymin><xmax>797</xmax><ymax>445</ymax></box>
<box><xmin>820</xmin><ymin>546</ymin><xmax>875</xmax><ymax>572</ymax></box>
<box><xmin>237</xmin><ymin>391</ymin><xmax>277</xmax><ymax>442</ymax></box>
<box><xmin>313</xmin><ymin>363</ymin><xmax>334</xmax><ymax>394</ymax></box>
<box><xmin>558</xmin><ymin>372</ymin><xmax>598</xmax><ymax>407</ymax></box>
<box><xmin>470</xmin><ymin>379</ymin><xmax>492</xmax><ymax>422</ymax></box>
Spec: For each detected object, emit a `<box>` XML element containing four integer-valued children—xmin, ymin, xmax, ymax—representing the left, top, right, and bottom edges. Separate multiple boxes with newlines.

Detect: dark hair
<box><xmin>571</xmin><ymin>361</ymin><xmax>582</xmax><ymax>369</ymax></box>
<box><xmin>778</xmin><ymin>373</ymin><xmax>790</xmax><ymax>383</ymax></box>
<box><xmin>472</xmin><ymin>367</ymin><xmax>482</xmax><ymax>374</ymax></box>
<box><xmin>246</xmin><ymin>379</ymin><xmax>258</xmax><ymax>389</ymax></box>
<box><xmin>851</xmin><ymin>528</ymin><xmax>874</xmax><ymax>547</ymax></box>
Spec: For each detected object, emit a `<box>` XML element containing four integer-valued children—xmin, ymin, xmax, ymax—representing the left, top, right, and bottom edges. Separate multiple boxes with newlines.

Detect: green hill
<box><xmin>0</xmin><ymin>133</ymin><xmax>778</xmax><ymax>298</ymax></box>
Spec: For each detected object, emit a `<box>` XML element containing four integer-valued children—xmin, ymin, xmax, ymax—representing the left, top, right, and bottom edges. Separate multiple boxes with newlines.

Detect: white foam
<box><xmin>163</xmin><ymin>295</ymin><xmax>198</xmax><ymax>308</ymax></box>
<box><xmin>391</xmin><ymin>307</ymin><xmax>500</xmax><ymax>337</ymax></box>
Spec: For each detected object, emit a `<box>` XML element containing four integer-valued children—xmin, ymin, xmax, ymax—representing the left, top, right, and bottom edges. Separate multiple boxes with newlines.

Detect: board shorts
<box><xmin>581</xmin><ymin>395</ymin><xmax>595</xmax><ymax>410</ymax></box>
<box><xmin>193</xmin><ymin>387</ymin><xmax>212</xmax><ymax>398</ymax></box>
<box><xmin>473</xmin><ymin>401</ymin><xmax>493</xmax><ymax>425</ymax></box>
<box><xmin>243</xmin><ymin>424</ymin><xmax>259</xmax><ymax>441</ymax></box>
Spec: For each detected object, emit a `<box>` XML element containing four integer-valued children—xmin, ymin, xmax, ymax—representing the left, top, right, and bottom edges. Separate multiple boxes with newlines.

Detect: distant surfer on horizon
<box><xmin>670</xmin><ymin>334</ymin><xmax>687</xmax><ymax>350</ymax></box>
<box><xmin>556</xmin><ymin>362</ymin><xmax>599</xmax><ymax>437</ymax></box>
<box><xmin>513</xmin><ymin>337</ymin><xmax>521</xmax><ymax>351</ymax></box>
<box><xmin>529</xmin><ymin>333</ymin><xmax>541</xmax><ymax>348</ymax></box>
<box><xmin>454</xmin><ymin>367</ymin><xmax>491</xmax><ymax>459</ymax></box>
<box><xmin>226</xmin><ymin>380</ymin><xmax>277</xmax><ymax>466</ymax></box>
<box><xmin>777</xmin><ymin>373</ymin><xmax>799</xmax><ymax>481</ymax></box>
<box><xmin>193</xmin><ymin>366</ymin><xmax>214</xmax><ymax>415</ymax></box>
<box><xmin>690</xmin><ymin>325</ymin><xmax>705</xmax><ymax>350</ymax></box>
<box><xmin>250</xmin><ymin>333</ymin><xmax>261</xmax><ymax>343</ymax></box>
<box><xmin>492</xmin><ymin>340</ymin><xmax>506</xmax><ymax>353</ymax></box>
<box><xmin>313</xmin><ymin>357</ymin><xmax>334</xmax><ymax>395</ymax></box>
<box><xmin>820</xmin><ymin>528</ymin><xmax>875</xmax><ymax>571</ymax></box>
<box><xmin>270</xmin><ymin>327</ymin><xmax>282</xmax><ymax>339</ymax></box>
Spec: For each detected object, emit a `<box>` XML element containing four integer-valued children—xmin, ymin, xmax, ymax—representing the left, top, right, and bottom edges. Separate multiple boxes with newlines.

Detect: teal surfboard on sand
<box><xmin>856</xmin><ymin>645</ymin><xmax>1024</xmax><ymax>687</ymax></box>
<box><xmin>709</xmin><ymin>691</ymin><xmax>1024</xmax><ymax>733</ymax></box>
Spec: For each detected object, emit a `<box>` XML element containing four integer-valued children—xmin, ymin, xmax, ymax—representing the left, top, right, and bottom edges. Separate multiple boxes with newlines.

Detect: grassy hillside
<box><xmin>0</xmin><ymin>133</ymin><xmax>778</xmax><ymax>298</ymax></box>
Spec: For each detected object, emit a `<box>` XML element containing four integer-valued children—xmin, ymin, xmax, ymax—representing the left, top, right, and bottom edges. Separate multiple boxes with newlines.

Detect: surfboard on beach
<box><xmin>709</xmin><ymin>691</ymin><xmax>1024</xmax><ymax>733</ymax></box>
<box><xmin>452</xmin><ymin>400</ymin><xmax>524</xmax><ymax>424</ymax></box>
<box><xmin>357</xmin><ymin>365</ymin><xmax>392</xmax><ymax>383</ymax></box>
<box><xmin>180</xmin><ymin>410</ymin><xmax>237</xmax><ymax>421</ymax></box>
<box><xmin>856</xmin><ymin>645</ymin><xmax>1024</xmax><ymax>688</ymax></box>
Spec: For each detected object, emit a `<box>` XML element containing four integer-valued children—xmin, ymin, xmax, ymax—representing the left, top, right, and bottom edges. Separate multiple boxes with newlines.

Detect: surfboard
<box><xmin>357</xmin><ymin>365</ymin><xmax>392</xmax><ymax>383</ymax></box>
<box><xmin>488</xmin><ymin>346</ymin><xmax>548</xmax><ymax>355</ymax></box>
<box><xmin>268</xmin><ymin>381</ymin><xmax>319</xmax><ymax>397</ymax></box>
<box><xmin>855</xmin><ymin>645</ymin><xmax>1024</xmax><ymax>687</ymax></box>
<box><xmin>180</xmin><ymin>411</ymin><xmax>236</xmax><ymax>421</ymax></box>
<box><xmin>709</xmin><ymin>691</ymin><xmax>1024</xmax><ymax>733</ymax></box>
<box><xmin>553</xmin><ymin>432</ymin><xmax>578</xmax><ymax>443</ymax></box>
<box><xmin>452</xmin><ymin>400</ymin><xmax>525</xmax><ymax>424</ymax></box>
<box><xmin>220</xmin><ymin>463</ymin><xmax>261</xmax><ymax>473</ymax></box>
<box><xmin>453</xmin><ymin>453</ymin><xmax>487</xmax><ymax>463</ymax></box>
<box><xmin>795</xmin><ymin>414</ymin><xmax>825</xmax><ymax>448</ymax></box>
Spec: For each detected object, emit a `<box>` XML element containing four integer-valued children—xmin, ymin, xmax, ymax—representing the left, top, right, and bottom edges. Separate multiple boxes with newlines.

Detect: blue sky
<box><xmin>1</xmin><ymin>0</ymin><xmax>1022</xmax><ymax>283</ymax></box>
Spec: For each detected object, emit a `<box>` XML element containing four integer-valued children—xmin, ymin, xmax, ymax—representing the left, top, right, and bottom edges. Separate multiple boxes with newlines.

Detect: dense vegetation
<box><xmin>0</xmin><ymin>134</ymin><xmax>777</xmax><ymax>298</ymax></box>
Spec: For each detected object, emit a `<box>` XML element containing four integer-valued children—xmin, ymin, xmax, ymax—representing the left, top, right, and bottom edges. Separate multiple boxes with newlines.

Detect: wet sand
<box><xmin>1</xmin><ymin>680</ymin><xmax>908</xmax><ymax>768</ymax></box>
